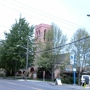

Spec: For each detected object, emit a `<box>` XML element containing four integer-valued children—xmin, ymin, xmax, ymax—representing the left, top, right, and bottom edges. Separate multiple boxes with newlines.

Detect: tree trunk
<box><xmin>15</xmin><ymin>72</ymin><xmax>17</xmax><ymax>79</ymax></box>
<box><xmin>4</xmin><ymin>69</ymin><xmax>6</xmax><ymax>79</ymax></box>
<box><xmin>51</xmin><ymin>69</ymin><xmax>54</xmax><ymax>81</ymax></box>
<box><xmin>78</xmin><ymin>71</ymin><xmax>81</xmax><ymax>85</ymax></box>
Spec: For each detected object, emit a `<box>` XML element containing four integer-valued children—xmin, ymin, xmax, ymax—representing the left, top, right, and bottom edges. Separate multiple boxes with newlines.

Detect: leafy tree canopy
<box><xmin>0</xmin><ymin>16</ymin><xmax>35</xmax><ymax>73</ymax></box>
<box><xmin>37</xmin><ymin>23</ymin><xmax>68</xmax><ymax>72</ymax></box>
<box><xmin>70</xmin><ymin>28</ymin><xmax>90</xmax><ymax>85</ymax></box>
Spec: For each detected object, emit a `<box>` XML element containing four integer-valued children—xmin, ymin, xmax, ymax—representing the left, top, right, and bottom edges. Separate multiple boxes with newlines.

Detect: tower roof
<box><xmin>35</xmin><ymin>23</ymin><xmax>51</xmax><ymax>30</ymax></box>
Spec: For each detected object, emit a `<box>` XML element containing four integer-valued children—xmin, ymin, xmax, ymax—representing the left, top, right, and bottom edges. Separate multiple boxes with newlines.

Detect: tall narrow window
<box><xmin>44</xmin><ymin>29</ymin><xmax>46</xmax><ymax>41</ymax></box>
<box><xmin>36</xmin><ymin>31</ymin><xmax>38</xmax><ymax>37</ymax></box>
<box><xmin>39</xmin><ymin>30</ymin><xmax>40</xmax><ymax>36</ymax></box>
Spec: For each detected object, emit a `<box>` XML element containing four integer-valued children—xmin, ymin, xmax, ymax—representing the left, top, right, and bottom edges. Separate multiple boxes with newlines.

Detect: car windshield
<box><xmin>83</xmin><ymin>76</ymin><xmax>89</xmax><ymax>79</ymax></box>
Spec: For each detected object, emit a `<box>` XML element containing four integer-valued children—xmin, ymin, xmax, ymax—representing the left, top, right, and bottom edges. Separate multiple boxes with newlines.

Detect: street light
<box><xmin>87</xmin><ymin>14</ymin><xmax>90</xmax><ymax>16</ymax></box>
<box><xmin>16</xmin><ymin>40</ymin><xmax>35</xmax><ymax>80</ymax></box>
<box><xmin>17</xmin><ymin>43</ymin><xmax>34</xmax><ymax>70</ymax></box>
<box><xmin>16</xmin><ymin>43</ymin><xmax>29</xmax><ymax>71</ymax></box>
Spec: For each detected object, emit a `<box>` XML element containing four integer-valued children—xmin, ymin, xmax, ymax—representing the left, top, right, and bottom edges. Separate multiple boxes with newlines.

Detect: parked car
<box><xmin>81</xmin><ymin>75</ymin><xmax>90</xmax><ymax>86</ymax></box>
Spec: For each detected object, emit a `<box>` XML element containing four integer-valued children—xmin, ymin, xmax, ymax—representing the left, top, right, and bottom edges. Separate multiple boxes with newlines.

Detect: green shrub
<box><xmin>61</xmin><ymin>77</ymin><xmax>77</xmax><ymax>84</ymax></box>
<box><xmin>0</xmin><ymin>73</ymin><xmax>4</xmax><ymax>77</ymax></box>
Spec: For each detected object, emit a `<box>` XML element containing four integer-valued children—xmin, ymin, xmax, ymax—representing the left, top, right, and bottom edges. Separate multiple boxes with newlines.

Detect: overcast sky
<box><xmin>0</xmin><ymin>0</ymin><xmax>90</xmax><ymax>41</ymax></box>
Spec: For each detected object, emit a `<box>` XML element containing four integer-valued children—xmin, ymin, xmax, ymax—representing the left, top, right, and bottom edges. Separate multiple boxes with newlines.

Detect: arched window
<box><xmin>44</xmin><ymin>29</ymin><xmax>46</xmax><ymax>41</ymax></box>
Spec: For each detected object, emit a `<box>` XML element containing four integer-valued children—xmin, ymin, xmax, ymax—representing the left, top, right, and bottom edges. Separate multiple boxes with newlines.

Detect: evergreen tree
<box><xmin>0</xmin><ymin>16</ymin><xmax>34</xmax><ymax>76</ymax></box>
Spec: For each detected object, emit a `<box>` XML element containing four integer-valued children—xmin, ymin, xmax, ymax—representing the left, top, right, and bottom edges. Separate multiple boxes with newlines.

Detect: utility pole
<box><xmin>26</xmin><ymin>40</ymin><xmax>29</xmax><ymax>70</ymax></box>
<box><xmin>16</xmin><ymin>39</ymin><xmax>29</xmax><ymax>80</ymax></box>
<box><xmin>24</xmin><ymin>39</ymin><xmax>29</xmax><ymax>80</ymax></box>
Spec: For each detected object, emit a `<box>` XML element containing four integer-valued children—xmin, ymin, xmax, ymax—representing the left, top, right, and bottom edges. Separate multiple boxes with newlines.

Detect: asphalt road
<box><xmin>0</xmin><ymin>79</ymin><xmax>90</xmax><ymax>90</ymax></box>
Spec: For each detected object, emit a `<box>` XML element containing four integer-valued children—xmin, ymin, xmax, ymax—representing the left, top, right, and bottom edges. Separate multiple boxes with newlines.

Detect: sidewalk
<box><xmin>48</xmin><ymin>81</ymin><xmax>90</xmax><ymax>89</ymax></box>
<box><xmin>63</xmin><ymin>84</ymin><xmax>82</xmax><ymax>89</ymax></box>
<box><xmin>1</xmin><ymin>78</ymin><xmax>90</xmax><ymax>89</ymax></box>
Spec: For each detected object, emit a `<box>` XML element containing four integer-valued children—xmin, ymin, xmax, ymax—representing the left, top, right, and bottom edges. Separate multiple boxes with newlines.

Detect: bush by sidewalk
<box><xmin>61</xmin><ymin>77</ymin><xmax>78</xmax><ymax>84</ymax></box>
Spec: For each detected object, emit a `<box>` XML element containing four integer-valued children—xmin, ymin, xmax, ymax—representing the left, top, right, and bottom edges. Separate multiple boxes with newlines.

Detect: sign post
<box><xmin>43</xmin><ymin>71</ymin><xmax>45</xmax><ymax>81</ymax></box>
<box><xmin>70</xmin><ymin>54</ymin><xmax>76</xmax><ymax>85</ymax></box>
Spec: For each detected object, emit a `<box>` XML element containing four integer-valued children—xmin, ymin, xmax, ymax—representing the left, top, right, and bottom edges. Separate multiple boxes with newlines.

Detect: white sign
<box><xmin>73</xmin><ymin>68</ymin><xmax>76</xmax><ymax>71</ymax></box>
<box><xmin>56</xmin><ymin>78</ymin><xmax>62</xmax><ymax>85</ymax></box>
<box><xmin>70</xmin><ymin>54</ymin><xmax>74</xmax><ymax>65</ymax></box>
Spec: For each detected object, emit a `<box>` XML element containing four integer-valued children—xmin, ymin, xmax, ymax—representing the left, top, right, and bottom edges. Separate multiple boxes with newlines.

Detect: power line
<box><xmin>0</xmin><ymin>4</ymin><xmax>77</xmax><ymax>33</ymax></box>
<box><xmin>5</xmin><ymin>0</ymin><xmax>83</xmax><ymax>28</ymax></box>
<box><xmin>0</xmin><ymin>3</ymin><xmax>78</xmax><ymax>31</ymax></box>
<box><xmin>0</xmin><ymin>25</ymin><xmax>9</xmax><ymax>29</ymax></box>
<box><xmin>35</xmin><ymin>36</ymin><xmax>90</xmax><ymax>53</ymax></box>
<box><xmin>2</xmin><ymin>0</ymin><xmax>90</xmax><ymax>30</ymax></box>
<box><xmin>13</xmin><ymin>0</ymin><xmax>90</xmax><ymax>29</ymax></box>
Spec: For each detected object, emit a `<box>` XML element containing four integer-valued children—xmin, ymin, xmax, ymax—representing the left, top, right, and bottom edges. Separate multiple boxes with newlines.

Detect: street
<box><xmin>0</xmin><ymin>79</ymin><xmax>90</xmax><ymax>90</ymax></box>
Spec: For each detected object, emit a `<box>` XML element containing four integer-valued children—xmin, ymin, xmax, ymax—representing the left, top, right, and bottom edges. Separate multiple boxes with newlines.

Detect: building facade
<box><xmin>34</xmin><ymin>23</ymin><xmax>71</xmax><ymax>79</ymax></box>
<box><xmin>35</xmin><ymin>23</ymin><xmax>51</xmax><ymax>43</ymax></box>
<box><xmin>34</xmin><ymin>23</ymin><xmax>61</xmax><ymax>79</ymax></box>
